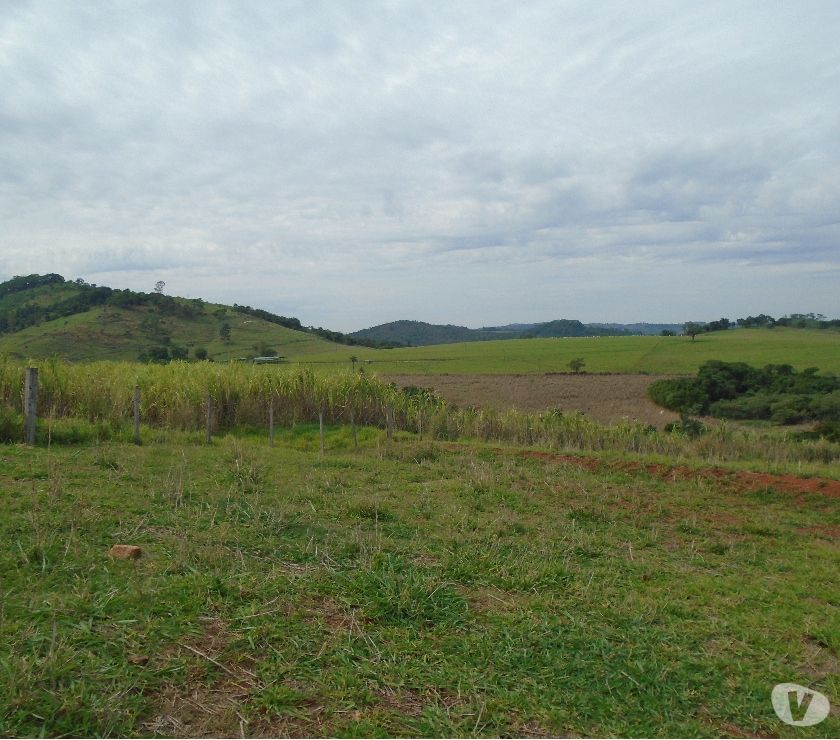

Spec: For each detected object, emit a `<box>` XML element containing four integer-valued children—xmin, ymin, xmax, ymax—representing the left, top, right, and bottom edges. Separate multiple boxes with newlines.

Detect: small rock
<box><xmin>128</xmin><ymin>655</ymin><xmax>150</xmax><ymax>666</ymax></box>
<box><xmin>109</xmin><ymin>544</ymin><xmax>143</xmax><ymax>560</ymax></box>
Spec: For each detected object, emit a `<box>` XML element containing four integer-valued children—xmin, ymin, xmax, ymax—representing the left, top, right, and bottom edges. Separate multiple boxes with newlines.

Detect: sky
<box><xmin>1</xmin><ymin>1</ymin><xmax>839</xmax><ymax>331</ymax></box>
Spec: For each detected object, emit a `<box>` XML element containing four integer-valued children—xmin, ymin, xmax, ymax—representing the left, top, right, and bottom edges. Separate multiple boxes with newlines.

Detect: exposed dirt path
<box><xmin>497</xmin><ymin>447</ymin><xmax>840</xmax><ymax>500</ymax></box>
<box><xmin>385</xmin><ymin>373</ymin><xmax>681</xmax><ymax>428</ymax></box>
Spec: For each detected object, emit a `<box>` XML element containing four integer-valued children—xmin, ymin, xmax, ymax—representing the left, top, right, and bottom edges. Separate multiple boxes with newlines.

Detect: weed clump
<box><xmin>346</xmin><ymin>553</ymin><xmax>469</xmax><ymax>628</ymax></box>
<box><xmin>663</xmin><ymin>415</ymin><xmax>707</xmax><ymax>438</ymax></box>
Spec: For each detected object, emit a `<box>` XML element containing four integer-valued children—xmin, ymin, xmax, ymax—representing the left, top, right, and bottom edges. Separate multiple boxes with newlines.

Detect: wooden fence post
<box><xmin>269</xmin><ymin>404</ymin><xmax>275</xmax><ymax>447</ymax></box>
<box><xmin>24</xmin><ymin>367</ymin><xmax>38</xmax><ymax>444</ymax></box>
<box><xmin>418</xmin><ymin>411</ymin><xmax>423</xmax><ymax>441</ymax></box>
<box><xmin>133</xmin><ymin>385</ymin><xmax>142</xmax><ymax>445</ymax></box>
<box><xmin>205</xmin><ymin>395</ymin><xmax>213</xmax><ymax>443</ymax></box>
<box><xmin>318</xmin><ymin>406</ymin><xmax>325</xmax><ymax>455</ymax></box>
<box><xmin>386</xmin><ymin>403</ymin><xmax>394</xmax><ymax>441</ymax></box>
<box><xmin>350</xmin><ymin>408</ymin><xmax>358</xmax><ymax>449</ymax></box>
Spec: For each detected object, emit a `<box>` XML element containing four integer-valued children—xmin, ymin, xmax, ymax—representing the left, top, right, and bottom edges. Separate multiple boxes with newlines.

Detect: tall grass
<box><xmin>425</xmin><ymin>405</ymin><xmax>840</xmax><ymax>466</ymax></box>
<box><xmin>0</xmin><ymin>358</ymin><xmax>410</xmax><ymax>429</ymax></box>
<box><xmin>1</xmin><ymin>357</ymin><xmax>838</xmax><ymax>467</ymax></box>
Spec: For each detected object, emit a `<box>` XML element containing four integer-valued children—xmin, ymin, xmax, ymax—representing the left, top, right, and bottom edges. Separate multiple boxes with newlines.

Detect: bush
<box><xmin>812</xmin><ymin>421</ymin><xmax>840</xmax><ymax>443</ymax></box>
<box><xmin>651</xmin><ymin>361</ymin><xmax>840</xmax><ymax>425</ymax></box>
<box><xmin>664</xmin><ymin>415</ymin><xmax>707</xmax><ymax>438</ymax></box>
<box><xmin>810</xmin><ymin>390</ymin><xmax>840</xmax><ymax>421</ymax></box>
<box><xmin>711</xmin><ymin>395</ymin><xmax>774</xmax><ymax>420</ymax></box>
<box><xmin>768</xmin><ymin>396</ymin><xmax>811</xmax><ymax>424</ymax></box>
<box><xmin>649</xmin><ymin>378</ymin><xmax>708</xmax><ymax>415</ymax></box>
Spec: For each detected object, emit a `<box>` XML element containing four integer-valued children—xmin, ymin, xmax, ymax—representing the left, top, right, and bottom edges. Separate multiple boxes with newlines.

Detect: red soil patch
<box><xmin>482</xmin><ymin>447</ymin><xmax>840</xmax><ymax>499</ymax></box>
<box><xmin>797</xmin><ymin>524</ymin><xmax>840</xmax><ymax>538</ymax></box>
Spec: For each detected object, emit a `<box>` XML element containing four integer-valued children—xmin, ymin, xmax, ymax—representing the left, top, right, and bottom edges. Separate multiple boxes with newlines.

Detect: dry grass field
<box><xmin>386</xmin><ymin>373</ymin><xmax>681</xmax><ymax>427</ymax></box>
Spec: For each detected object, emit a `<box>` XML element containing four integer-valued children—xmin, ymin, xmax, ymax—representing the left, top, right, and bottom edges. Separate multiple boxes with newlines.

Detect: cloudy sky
<box><xmin>1</xmin><ymin>1</ymin><xmax>839</xmax><ymax>330</ymax></box>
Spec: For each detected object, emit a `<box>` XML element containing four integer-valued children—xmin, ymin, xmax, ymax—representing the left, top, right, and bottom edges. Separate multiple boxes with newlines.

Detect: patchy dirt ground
<box><xmin>506</xmin><ymin>448</ymin><xmax>840</xmax><ymax>500</ymax></box>
<box><xmin>385</xmin><ymin>373</ymin><xmax>681</xmax><ymax>428</ymax></box>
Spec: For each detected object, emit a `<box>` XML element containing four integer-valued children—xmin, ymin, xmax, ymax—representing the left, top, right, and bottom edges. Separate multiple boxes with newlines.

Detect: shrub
<box><xmin>664</xmin><ymin>414</ymin><xmax>707</xmax><ymax>438</ymax></box>
<box><xmin>812</xmin><ymin>421</ymin><xmax>840</xmax><ymax>443</ymax></box>
<box><xmin>711</xmin><ymin>395</ymin><xmax>774</xmax><ymax>420</ymax></box>
<box><xmin>651</xmin><ymin>361</ymin><xmax>840</xmax><ymax>425</ymax></box>
<box><xmin>0</xmin><ymin>405</ymin><xmax>22</xmax><ymax>442</ymax></box>
<box><xmin>811</xmin><ymin>390</ymin><xmax>840</xmax><ymax>421</ymax></box>
<box><xmin>649</xmin><ymin>378</ymin><xmax>708</xmax><ymax>415</ymax></box>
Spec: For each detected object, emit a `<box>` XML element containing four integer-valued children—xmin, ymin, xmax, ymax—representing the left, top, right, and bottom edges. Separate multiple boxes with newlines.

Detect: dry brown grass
<box><xmin>141</xmin><ymin>619</ymin><xmax>259</xmax><ymax>738</ymax></box>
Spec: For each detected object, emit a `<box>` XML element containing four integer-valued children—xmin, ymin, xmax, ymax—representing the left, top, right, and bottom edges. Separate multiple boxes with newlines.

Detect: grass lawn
<box><xmin>1</xmin><ymin>429</ymin><xmax>838</xmax><ymax>737</ymax></box>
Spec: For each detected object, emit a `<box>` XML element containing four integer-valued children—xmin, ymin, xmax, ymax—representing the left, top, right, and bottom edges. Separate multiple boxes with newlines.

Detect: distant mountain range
<box><xmin>349</xmin><ymin>319</ymin><xmax>685</xmax><ymax>346</ymax></box>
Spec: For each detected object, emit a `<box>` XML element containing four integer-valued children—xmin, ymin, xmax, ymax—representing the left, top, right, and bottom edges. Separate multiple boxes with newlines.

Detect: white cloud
<box><xmin>1</xmin><ymin>0</ymin><xmax>839</xmax><ymax>329</ymax></box>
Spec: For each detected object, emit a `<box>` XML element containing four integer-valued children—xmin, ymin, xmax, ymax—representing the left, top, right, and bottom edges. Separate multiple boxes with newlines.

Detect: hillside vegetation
<box><xmin>0</xmin><ymin>302</ymin><xmax>337</xmax><ymax>362</ymax></box>
<box><xmin>0</xmin><ymin>274</ymin><xmax>402</xmax><ymax>363</ymax></box>
<box><xmin>0</xmin><ymin>275</ymin><xmax>344</xmax><ymax>362</ymax></box>
<box><xmin>2</xmin><ymin>275</ymin><xmax>838</xmax><ymax>379</ymax></box>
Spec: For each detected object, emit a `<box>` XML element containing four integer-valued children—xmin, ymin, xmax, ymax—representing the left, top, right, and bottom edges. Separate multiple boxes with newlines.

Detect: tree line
<box><xmin>232</xmin><ymin>304</ymin><xmax>404</xmax><ymax>349</ymax></box>
<box><xmin>679</xmin><ymin>313</ymin><xmax>840</xmax><ymax>340</ymax></box>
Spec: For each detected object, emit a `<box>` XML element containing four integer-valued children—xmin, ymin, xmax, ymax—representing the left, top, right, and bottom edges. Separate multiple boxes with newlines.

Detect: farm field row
<box><xmin>298</xmin><ymin>328</ymin><xmax>840</xmax><ymax>376</ymax></box>
<box><xmin>385</xmin><ymin>373</ymin><xmax>682</xmax><ymax>428</ymax></box>
<box><xmin>2</xmin><ymin>434</ymin><xmax>838</xmax><ymax>737</ymax></box>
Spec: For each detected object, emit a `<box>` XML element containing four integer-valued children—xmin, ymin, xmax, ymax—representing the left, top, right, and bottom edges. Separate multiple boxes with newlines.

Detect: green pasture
<box><xmin>299</xmin><ymin>328</ymin><xmax>840</xmax><ymax>376</ymax></box>
<box><xmin>1</xmin><ymin>433</ymin><xmax>838</xmax><ymax>737</ymax></box>
<box><xmin>2</xmin><ymin>299</ymin><xmax>838</xmax><ymax>377</ymax></box>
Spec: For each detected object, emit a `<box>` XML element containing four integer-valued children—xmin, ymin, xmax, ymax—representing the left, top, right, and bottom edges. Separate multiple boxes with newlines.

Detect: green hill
<box><xmin>0</xmin><ymin>274</ymin><xmax>339</xmax><ymax>362</ymax></box>
<box><xmin>526</xmin><ymin>319</ymin><xmax>626</xmax><ymax>338</ymax></box>
<box><xmin>349</xmin><ymin>319</ymin><xmax>520</xmax><ymax>346</ymax></box>
<box><xmin>3</xmin><ymin>275</ymin><xmax>838</xmax><ymax>375</ymax></box>
<box><xmin>349</xmin><ymin>318</ymin><xmax>629</xmax><ymax>346</ymax></box>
